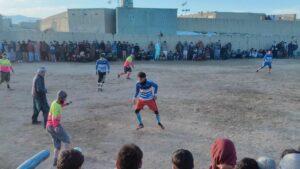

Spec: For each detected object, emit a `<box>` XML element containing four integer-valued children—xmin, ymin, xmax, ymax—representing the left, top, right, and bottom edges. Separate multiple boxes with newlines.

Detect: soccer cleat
<box><xmin>158</xmin><ymin>122</ymin><xmax>165</xmax><ymax>130</ymax></box>
<box><xmin>136</xmin><ymin>123</ymin><xmax>144</xmax><ymax>130</ymax></box>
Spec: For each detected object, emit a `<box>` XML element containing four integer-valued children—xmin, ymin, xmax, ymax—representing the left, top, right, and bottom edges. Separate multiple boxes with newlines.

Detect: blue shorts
<box><xmin>263</xmin><ymin>62</ymin><xmax>272</xmax><ymax>69</ymax></box>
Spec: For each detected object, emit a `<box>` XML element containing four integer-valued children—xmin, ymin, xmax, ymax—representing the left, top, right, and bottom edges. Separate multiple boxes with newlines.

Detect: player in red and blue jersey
<box><xmin>256</xmin><ymin>50</ymin><xmax>273</xmax><ymax>73</ymax></box>
<box><xmin>133</xmin><ymin>72</ymin><xmax>165</xmax><ymax>130</ymax></box>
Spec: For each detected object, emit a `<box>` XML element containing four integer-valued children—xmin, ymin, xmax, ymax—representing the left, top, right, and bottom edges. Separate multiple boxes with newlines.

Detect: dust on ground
<box><xmin>0</xmin><ymin>59</ymin><xmax>299</xmax><ymax>169</ymax></box>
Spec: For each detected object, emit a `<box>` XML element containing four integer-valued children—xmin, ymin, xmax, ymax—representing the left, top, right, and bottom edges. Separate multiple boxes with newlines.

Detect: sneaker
<box><xmin>136</xmin><ymin>123</ymin><xmax>144</xmax><ymax>130</ymax></box>
<box><xmin>158</xmin><ymin>122</ymin><xmax>165</xmax><ymax>130</ymax></box>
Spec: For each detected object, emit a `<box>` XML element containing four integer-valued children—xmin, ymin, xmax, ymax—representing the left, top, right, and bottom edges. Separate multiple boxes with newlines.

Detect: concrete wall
<box><xmin>215</xmin><ymin>12</ymin><xmax>265</xmax><ymax>20</ymax></box>
<box><xmin>178</xmin><ymin>18</ymin><xmax>300</xmax><ymax>36</ymax></box>
<box><xmin>0</xmin><ymin>30</ymin><xmax>298</xmax><ymax>51</ymax></box>
<box><xmin>40</xmin><ymin>12</ymin><xmax>69</xmax><ymax>32</ymax></box>
<box><xmin>0</xmin><ymin>15</ymin><xmax>3</xmax><ymax>32</ymax></box>
<box><xmin>116</xmin><ymin>7</ymin><xmax>177</xmax><ymax>35</ymax></box>
<box><xmin>68</xmin><ymin>8</ymin><xmax>115</xmax><ymax>33</ymax></box>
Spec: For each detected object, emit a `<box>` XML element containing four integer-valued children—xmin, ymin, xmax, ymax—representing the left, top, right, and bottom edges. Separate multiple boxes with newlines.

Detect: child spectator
<box><xmin>209</xmin><ymin>138</ymin><xmax>237</xmax><ymax>169</ymax></box>
<box><xmin>236</xmin><ymin>158</ymin><xmax>259</xmax><ymax>169</ymax></box>
<box><xmin>57</xmin><ymin>149</ymin><xmax>84</xmax><ymax>169</ymax></box>
<box><xmin>116</xmin><ymin>144</ymin><xmax>143</xmax><ymax>169</ymax></box>
<box><xmin>172</xmin><ymin>149</ymin><xmax>194</xmax><ymax>169</ymax></box>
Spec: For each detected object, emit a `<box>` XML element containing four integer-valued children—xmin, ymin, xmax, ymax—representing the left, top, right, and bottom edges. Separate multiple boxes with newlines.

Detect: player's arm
<box><xmin>133</xmin><ymin>83</ymin><xmax>140</xmax><ymax>103</ymax></box>
<box><xmin>95</xmin><ymin>61</ymin><xmax>99</xmax><ymax>74</ymax></box>
<box><xmin>107</xmin><ymin>61</ymin><xmax>110</xmax><ymax>73</ymax></box>
<box><xmin>151</xmin><ymin>81</ymin><xmax>158</xmax><ymax>99</ymax></box>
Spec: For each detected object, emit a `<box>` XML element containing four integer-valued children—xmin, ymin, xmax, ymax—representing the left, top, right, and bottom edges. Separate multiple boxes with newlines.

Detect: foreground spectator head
<box><xmin>209</xmin><ymin>138</ymin><xmax>237</xmax><ymax>169</ymax></box>
<box><xmin>256</xmin><ymin>157</ymin><xmax>276</xmax><ymax>169</ymax></box>
<box><xmin>236</xmin><ymin>158</ymin><xmax>259</xmax><ymax>169</ymax></box>
<box><xmin>172</xmin><ymin>149</ymin><xmax>194</xmax><ymax>169</ymax></box>
<box><xmin>57</xmin><ymin>149</ymin><xmax>84</xmax><ymax>169</ymax></box>
<box><xmin>279</xmin><ymin>153</ymin><xmax>300</xmax><ymax>169</ymax></box>
<box><xmin>281</xmin><ymin>149</ymin><xmax>299</xmax><ymax>159</ymax></box>
<box><xmin>116</xmin><ymin>144</ymin><xmax>143</xmax><ymax>169</ymax></box>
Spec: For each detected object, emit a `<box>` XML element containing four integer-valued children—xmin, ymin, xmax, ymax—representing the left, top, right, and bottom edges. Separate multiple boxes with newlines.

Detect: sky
<box><xmin>0</xmin><ymin>0</ymin><xmax>300</xmax><ymax>18</ymax></box>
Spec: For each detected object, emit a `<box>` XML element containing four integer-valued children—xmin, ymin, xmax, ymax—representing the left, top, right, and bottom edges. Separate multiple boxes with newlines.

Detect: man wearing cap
<box><xmin>0</xmin><ymin>53</ymin><xmax>14</xmax><ymax>89</ymax></box>
<box><xmin>46</xmin><ymin>90</ymin><xmax>72</xmax><ymax>166</ymax></box>
<box><xmin>31</xmin><ymin>67</ymin><xmax>49</xmax><ymax>127</ymax></box>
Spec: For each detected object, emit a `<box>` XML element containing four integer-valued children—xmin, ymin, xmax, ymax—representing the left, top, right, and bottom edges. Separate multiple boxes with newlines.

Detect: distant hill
<box><xmin>3</xmin><ymin>15</ymin><xmax>40</xmax><ymax>24</ymax></box>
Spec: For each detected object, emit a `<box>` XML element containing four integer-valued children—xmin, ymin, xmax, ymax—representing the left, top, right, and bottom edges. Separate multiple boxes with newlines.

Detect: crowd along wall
<box><xmin>0</xmin><ymin>30</ymin><xmax>299</xmax><ymax>51</ymax></box>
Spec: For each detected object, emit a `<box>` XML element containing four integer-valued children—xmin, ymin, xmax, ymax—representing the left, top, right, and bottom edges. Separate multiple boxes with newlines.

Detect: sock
<box><xmin>155</xmin><ymin>114</ymin><xmax>161</xmax><ymax>124</ymax></box>
<box><xmin>136</xmin><ymin>113</ymin><xmax>143</xmax><ymax>125</ymax></box>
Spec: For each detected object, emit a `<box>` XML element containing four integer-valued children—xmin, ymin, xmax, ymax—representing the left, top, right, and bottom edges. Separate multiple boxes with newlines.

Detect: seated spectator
<box><xmin>236</xmin><ymin>158</ymin><xmax>259</xmax><ymax>169</ymax></box>
<box><xmin>209</xmin><ymin>138</ymin><xmax>237</xmax><ymax>169</ymax></box>
<box><xmin>256</xmin><ymin>157</ymin><xmax>276</xmax><ymax>169</ymax></box>
<box><xmin>57</xmin><ymin>149</ymin><xmax>84</xmax><ymax>169</ymax></box>
<box><xmin>116</xmin><ymin>143</ymin><xmax>143</xmax><ymax>169</ymax></box>
<box><xmin>279</xmin><ymin>153</ymin><xmax>300</xmax><ymax>169</ymax></box>
<box><xmin>281</xmin><ymin>149</ymin><xmax>300</xmax><ymax>159</ymax></box>
<box><xmin>172</xmin><ymin>149</ymin><xmax>194</xmax><ymax>169</ymax></box>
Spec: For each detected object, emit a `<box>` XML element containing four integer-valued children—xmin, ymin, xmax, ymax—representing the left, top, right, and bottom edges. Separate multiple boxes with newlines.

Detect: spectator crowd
<box><xmin>0</xmin><ymin>40</ymin><xmax>298</xmax><ymax>62</ymax></box>
<box><xmin>56</xmin><ymin>138</ymin><xmax>300</xmax><ymax>169</ymax></box>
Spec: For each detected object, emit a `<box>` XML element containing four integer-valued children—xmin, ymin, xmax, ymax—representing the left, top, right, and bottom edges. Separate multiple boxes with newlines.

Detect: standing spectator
<box><xmin>148</xmin><ymin>41</ymin><xmax>155</xmax><ymax>60</ymax></box>
<box><xmin>209</xmin><ymin>138</ymin><xmax>237</xmax><ymax>169</ymax></box>
<box><xmin>31</xmin><ymin>67</ymin><xmax>49</xmax><ymax>127</ymax></box>
<box><xmin>214</xmin><ymin>40</ymin><xmax>221</xmax><ymax>60</ymax></box>
<box><xmin>172</xmin><ymin>149</ymin><xmax>194</xmax><ymax>169</ymax></box>
<box><xmin>34</xmin><ymin>41</ymin><xmax>40</xmax><ymax>62</ymax></box>
<box><xmin>155</xmin><ymin>41</ymin><xmax>161</xmax><ymax>60</ymax></box>
<box><xmin>112</xmin><ymin>41</ymin><xmax>117</xmax><ymax>58</ymax></box>
<box><xmin>134</xmin><ymin>43</ymin><xmax>140</xmax><ymax>59</ymax></box>
<box><xmin>176</xmin><ymin>41</ymin><xmax>183</xmax><ymax>60</ymax></box>
<box><xmin>236</xmin><ymin>158</ymin><xmax>259</xmax><ymax>169</ymax></box>
<box><xmin>122</xmin><ymin>41</ymin><xmax>127</xmax><ymax>60</ymax></box>
<box><xmin>50</xmin><ymin>43</ymin><xmax>56</xmax><ymax>62</ymax></box>
<box><xmin>27</xmin><ymin>40</ymin><xmax>35</xmax><ymax>62</ymax></box>
<box><xmin>183</xmin><ymin>41</ymin><xmax>189</xmax><ymax>60</ymax></box>
<box><xmin>161</xmin><ymin>41</ymin><xmax>168</xmax><ymax>58</ymax></box>
<box><xmin>21</xmin><ymin>41</ymin><xmax>28</xmax><ymax>62</ymax></box>
<box><xmin>116</xmin><ymin>144</ymin><xmax>143</xmax><ymax>169</ymax></box>
<box><xmin>16</xmin><ymin>41</ymin><xmax>22</xmax><ymax>63</ymax></box>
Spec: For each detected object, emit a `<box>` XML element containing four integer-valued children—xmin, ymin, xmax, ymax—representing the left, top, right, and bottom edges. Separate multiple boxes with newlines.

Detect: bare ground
<box><xmin>0</xmin><ymin>59</ymin><xmax>299</xmax><ymax>169</ymax></box>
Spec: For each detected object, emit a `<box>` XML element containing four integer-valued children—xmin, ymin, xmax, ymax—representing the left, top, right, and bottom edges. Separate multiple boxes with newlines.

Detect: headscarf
<box><xmin>257</xmin><ymin>157</ymin><xmax>276</xmax><ymax>169</ymax></box>
<box><xmin>279</xmin><ymin>153</ymin><xmax>300</xmax><ymax>169</ymax></box>
<box><xmin>209</xmin><ymin>138</ymin><xmax>237</xmax><ymax>169</ymax></box>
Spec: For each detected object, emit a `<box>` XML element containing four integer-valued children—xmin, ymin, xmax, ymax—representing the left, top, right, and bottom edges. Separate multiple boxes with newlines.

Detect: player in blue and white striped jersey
<box><xmin>96</xmin><ymin>54</ymin><xmax>110</xmax><ymax>92</ymax></box>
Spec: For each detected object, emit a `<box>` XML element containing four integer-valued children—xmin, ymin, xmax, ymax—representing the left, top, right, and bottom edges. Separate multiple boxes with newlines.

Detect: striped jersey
<box><xmin>96</xmin><ymin>58</ymin><xmax>110</xmax><ymax>73</ymax></box>
<box><xmin>46</xmin><ymin>101</ymin><xmax>63</xmax><ymax>127</ymax></box>
<box><xmin>264</xmin><ymin>54</ymin><xmax>273</xmax><ymax>63</ymax></box>
<box><xmin>134</xmin><ymin>80</ymin><xmax>158</xmax><ymax>100</ymax></box>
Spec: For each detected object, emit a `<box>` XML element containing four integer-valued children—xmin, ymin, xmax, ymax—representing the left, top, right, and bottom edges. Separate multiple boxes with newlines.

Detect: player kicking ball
<box><xmin>96</xmin><ymin>54</ymin><xmax>110</xmax><ymax>92</ymax></box>
<box><xmin>133</xmin><ymin>72</ymin><xmax>165</xmax><ymax>130</ymax></box>
<box><xmin>256</xmin><ymin>50</ymin><xmax>273</xmax><ymax>73</ymax></box>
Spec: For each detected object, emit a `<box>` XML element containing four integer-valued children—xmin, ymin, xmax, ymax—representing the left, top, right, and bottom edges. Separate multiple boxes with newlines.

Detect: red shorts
<box><xmin>135</xmin><ymin>99</ymin><xmax>158</xmax><ymax>112</ymax></box>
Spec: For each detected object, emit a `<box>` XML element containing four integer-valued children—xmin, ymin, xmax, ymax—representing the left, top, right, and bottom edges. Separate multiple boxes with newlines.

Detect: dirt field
<box><xmin>0</xmin><ymin>59</ymin><xmax>299</xmax><ymax>169</ymax></box>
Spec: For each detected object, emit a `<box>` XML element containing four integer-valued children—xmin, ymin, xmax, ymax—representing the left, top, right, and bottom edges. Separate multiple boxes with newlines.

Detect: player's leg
<box><xmin>256</xmin><ymin>63</ymin><xmax>266</xmax><ymax>72</ymax></box>
<box><xmin>148</xmin><ymin>100</ymin><xmax>165</xmax><ymax>129</ymax></box>
<box><xmin>135</xmin><ymin>99</ymin><xmax>144</xmax><ymax>129</ymax></box>
<box><xmin>126</xmin><ymin>68</ymin><xmax>132</xmax><ymax>79</ymax></box>
<box><xmin>97</xmin><ymin>72</ymin><xmax>103</xmax><ymax>91</ymax></box>
<box><xmin>268</xmin><ymin>63</ymin><xmax>272</xmax><ymax>73</ymax></box>
<box><xmin>6</xmin><ymin>73</ymin><xmax>11</xmax><ymax>89</ymax></box>
<box><xmin>41</xmin><ymin>101</ymin><xmax>50</xmax><ymax>128</ymax></box>
<box><xmin>135</xmin><ymin>109</ymin><xmax>144</xmax><ymax>129</ymax></box>
<box><xmin>118</xmin><ymin>67</ymin><xmax>127</xmax><ymax>78</ymax></box>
